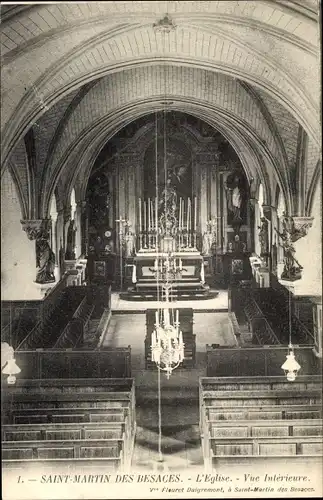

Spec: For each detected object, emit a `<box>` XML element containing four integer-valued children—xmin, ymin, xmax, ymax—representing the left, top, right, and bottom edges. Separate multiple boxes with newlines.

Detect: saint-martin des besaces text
<box><xmin>15</xmin><ymin>472</ymin><xmax>317</xmax><ymax>495</ymax></box>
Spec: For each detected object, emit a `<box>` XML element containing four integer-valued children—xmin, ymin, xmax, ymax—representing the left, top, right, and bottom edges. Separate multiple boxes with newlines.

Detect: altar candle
<box><xmin>139</xmin><ymin>198</ymin><xmax>142</xmax><ymax>232</ymax></box>
<box><xmin>155</xmin><ymin>311</ymin><xmax>159</xmax><ymax>326</ymax></box>
<box><xmin>154</xmin><ymin>259</ymin><xmax>158</xmax><ymax>271</ymax></box>
<box><xmin>176</xmin><ymin>310</ymin><xmax>179</xmax><ymax>324</ymax></box>
<box><xmin>179</xmin><ymin>258</ymin><xmax>182</xmax><ymax>270</ymax></box>
<box><xmin>179</xmin><ymin>197</ymin><xmax>182</xmax><ymax>231</ymax></box>
<box><xmin>186</xmin><ymin>199</ymin><xmax>189</xmax><ymax>231</ymax></box>
<box><xmin>187</xmin><ymin>198</ymin><xmax>191</xmax><ymax>231</ymax></box>
<box><xmin>144</xmin><ymin>201</ymin><xmax>147</xmax><ymax>231</ymax></box>
<box><xmin>194</xmin><ymin>196</ymin><xmax>197</xmax><ymax>231</ymax></box>
<box><xmin>148</xmin><ymin>198</ymin><xmax>151</xmax><ymax>231</ymax></box>
<box><xmin>155</xmin><ymin>197</ymin><xmax>158</xmax><ymax>230</ymax></box>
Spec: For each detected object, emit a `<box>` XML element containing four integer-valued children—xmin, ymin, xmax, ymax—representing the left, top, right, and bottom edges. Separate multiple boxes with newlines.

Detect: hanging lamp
<box><xmin>1</xmin><ymin>342</ymin><xmax>21</xmax><ymax>385</ymax></box>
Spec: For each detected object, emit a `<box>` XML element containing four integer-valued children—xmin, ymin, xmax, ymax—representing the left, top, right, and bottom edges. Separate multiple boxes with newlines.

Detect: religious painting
<box><xmin>86</xmin><ymin>168</ymin><xmax>111</xmax><ymax>232</ymax></box>
<box><xmin>226</xmin><ymin>231</ymin><xmax>248</xmax><ymax>253</ymax></box>
<box><xmin>94</xmin><ymin>261</ymin><xmax>106</xmax><ymax>277</ymax></box>
<box><xmin>231</xmin><ymin>259</ymin><xmax>244</xmax><ymax>275</ymax></box>
<box><xmin>143</xmin><ymin>125</ymin><xmax>192</xmax><ymax>201</ymax></box>
<box><xmin>225</xmin><ymin>170</ymin><xmax>249</xmax><ymax>227</ymax></box>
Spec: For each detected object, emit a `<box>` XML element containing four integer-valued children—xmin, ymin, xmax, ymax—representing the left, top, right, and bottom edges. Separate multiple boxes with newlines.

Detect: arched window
<box><xmin>70</xmin><ymin>188</ymin><xmax>77</xmax><ymax>221</ymax></box>
<box><xmin>49</xmin><ymin>194</ymin><xmax>58</xmax><ymax>278</ymax></box>
<box><xmin>277</xmin><ymin>190</ymin><xmax>286</xmax><ymax>219</ymax></box>
<box><xmin>258</xmin><ymin>183</ymin><xmax>264</xmax><ymax>218</ymax></box>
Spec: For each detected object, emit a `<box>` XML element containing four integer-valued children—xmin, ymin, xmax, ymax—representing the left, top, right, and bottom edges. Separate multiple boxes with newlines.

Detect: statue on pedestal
<box><xmin>65</xmin><ymin>219</ymin><xmax>76</xmax><ymax>260</ymax></box>
<box><xmin>159</xmin><ymin>176</ymin><xmax>177</xmax><ymax>219</ymax></box>
<box><xmin>124</xmin><ymin>221</ymin><xmax>135</xmax><ymax>257</ymax></box>
<box><xmin>36</xmin><ymin>236</ymin><xmax>56</xmax><ymax>284</ymax></box>
<box><xmin>258</xmin><ymin>217</ymin><xmax>269</xmax><ymax>256</ymax></box>
<box><xmin>275</xmin><ymin>218</ymin><xmax>303</xmax><ymax>281</ymax></box>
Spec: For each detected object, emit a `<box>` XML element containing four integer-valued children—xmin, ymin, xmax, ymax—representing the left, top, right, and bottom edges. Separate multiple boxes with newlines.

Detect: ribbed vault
<box><xmin>1</xmin><ymin>1</ymin><xmax>320</xmax><ymax>166</ymax></box>
<box><xmin>44</xmin><ymin>98</ymin><xmax>284</xmax><ymax>218</ymax></box>
<box><xmin>41</xmin><ymin>67</ymin><xmax>288</xmax><ymax>206</ymax></box>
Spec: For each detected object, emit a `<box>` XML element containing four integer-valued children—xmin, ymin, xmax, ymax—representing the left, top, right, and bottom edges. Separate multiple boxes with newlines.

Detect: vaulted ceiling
<box><xmin>1</xmin><ymin>1</ymin><xmax>321</xmax><ymax>219</ymax></box>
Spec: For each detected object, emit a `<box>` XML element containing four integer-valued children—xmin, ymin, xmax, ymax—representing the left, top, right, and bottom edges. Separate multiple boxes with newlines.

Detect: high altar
<box><xmin>86</xmin><ymin>112</ymin><xmax>252</xmax><ymax>294</ymax></box>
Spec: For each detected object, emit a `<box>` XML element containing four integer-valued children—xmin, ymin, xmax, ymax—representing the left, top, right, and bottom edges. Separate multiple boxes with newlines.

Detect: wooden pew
<box><xmin>199</xmin><ymin>376</ymin><xmax>322</xmax><ymax>472</ymax></box>
<box><xmin>2</xmin><ymin>457</ymin><xmax>122</xmax><ymax>472</ymax></box>
<box><xmin>2</xmin><ymin>423</ymin><xmax>124</xmax><ymax>442</ymax></box>
<box><xmin>210</xmin><ymin>436</ymin><xmax>323</xmax><ymax>456</ymax></box>
<box><xmin>207</xmin><ymin>419</ymin><xmax>323</xmax><ymax>438</ymax></box>
<box><xmin>202</xmin><ymin>390</ymin><xmax>321</xmax><ymax>407</ymax></box>
<box><xmin>201</xmin><ymin>435</ymin><xmax>323</xmax><ymax>470</ymax></box>
<box><xmin>2</xmin><ymin>438</ymin><xmax>124</xmax><ymax>461</ymax></box>
<box><xmin>2</xmin><ymin>378</ymin><xmax>136</xmax><ymax>471</ymax></box>
<box><xmin>200</xmin><ymin>375</ymin><xmax>322</xmax><ymax>392</ymax></box>
<box><xmin>7</xmin><ymin>407</ymin><xmax>125</xmax><ymax>424</ymax></box>
<box><xmin>204</xmin><ymin>405</ymin><xmax>322</xmax><ymax>421</ymax></box>
<box><xmin>211</xmin><ymin>454</ymin><xmax>322</xmax><ymax>469</ymax></box>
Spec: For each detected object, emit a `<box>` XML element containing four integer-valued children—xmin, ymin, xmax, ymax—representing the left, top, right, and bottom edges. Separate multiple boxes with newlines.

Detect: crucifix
<box><xmin>115</xmin><ymin>215</ymin><xmax>127</xmax><ymax>291</ymax></box>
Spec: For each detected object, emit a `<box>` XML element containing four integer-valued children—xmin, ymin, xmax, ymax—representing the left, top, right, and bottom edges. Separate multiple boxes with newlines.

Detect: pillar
<box><xmin>74</xmin><ymin>200</ymin><xmax>84</xmax><ymax>259</ymax></box>
<box><xmin>114</xmin><ymin>152</ymin><xmax>141</xmax><ymax>252</ymax></box>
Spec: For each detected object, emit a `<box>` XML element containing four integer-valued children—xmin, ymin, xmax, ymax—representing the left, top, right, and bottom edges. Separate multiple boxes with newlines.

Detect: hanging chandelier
<box><xmin>151</xmin><ymin>308</ymin><xmax>185</xmax><ymax>379</ymax></box>
<box><xmin>149</xmin><ymin>109</ymin><xmax>185</xmax><ymax>378</ymax></box>
<box><xmin>281</xmin><ymin>286</ymin><xmax>301</xmax><ymax>381</ymax></box>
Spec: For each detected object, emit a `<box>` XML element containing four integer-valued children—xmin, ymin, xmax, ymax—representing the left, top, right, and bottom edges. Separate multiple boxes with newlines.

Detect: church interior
<box><xmin>1</xmin><ymin>1</ymin><xmax>322</xmax><ymax>494</ymax></box>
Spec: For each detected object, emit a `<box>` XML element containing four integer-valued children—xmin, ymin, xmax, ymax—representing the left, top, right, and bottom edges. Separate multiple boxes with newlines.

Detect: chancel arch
<box><xmin>1</xmin><ymin>3</ymin><xmax>322</xmax><ymax>486</ymax></box>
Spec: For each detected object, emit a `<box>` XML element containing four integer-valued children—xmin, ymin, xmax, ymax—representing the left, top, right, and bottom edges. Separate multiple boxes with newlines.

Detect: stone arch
<box><xmin>42</xmin><ymin>98</ymin><xmax>278</xmax><ymax>218</ymax></box>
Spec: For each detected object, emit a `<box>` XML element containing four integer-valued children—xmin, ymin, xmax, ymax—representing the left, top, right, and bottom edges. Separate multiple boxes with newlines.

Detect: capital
<box><xmin>262</xmin><ymin>205</ymin><xmax>274</xmax><ymax>222</ymax></box>
<box><xmin>291</xmin><ymin>216</ymin><xmax>314</xmax><ymax>242</ymax></box>
<box><xmin>21</xmin><ymin>219</ymin><xmax>51</xmax><ymax>240</ymax></box>
<box><xmin>64</xmin><ymin>206</ymin><xmax>72</xmax><ymax>224</ymax></box>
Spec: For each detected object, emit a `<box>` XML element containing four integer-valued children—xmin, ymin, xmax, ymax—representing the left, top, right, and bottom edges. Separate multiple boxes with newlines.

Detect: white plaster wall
<box><xmin>293</xmin><ymin>182</ymin><xmax>322</xmax><ymax>296</ymax></box>
<box><xmin>1</xmin><ymin>170</ymin><xmax>41</xmax><ymax>300</ymax></box>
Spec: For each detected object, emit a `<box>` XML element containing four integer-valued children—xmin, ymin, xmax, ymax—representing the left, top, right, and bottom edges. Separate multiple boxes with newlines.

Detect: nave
<box><xmin>1</xmin><ymin>1</ymin><xmax>322</xmax><ymax>498</ymax></box>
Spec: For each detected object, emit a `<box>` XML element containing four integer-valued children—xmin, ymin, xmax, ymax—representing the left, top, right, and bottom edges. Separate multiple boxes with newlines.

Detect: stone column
<box><xmin>56</xmin><ymin>207</ymin><xmax>65</xmax><ymax>278</ymax></box>
<box><xmin>20</xmin><ymin>219</ymin><xmax>55</xmax><ymax>285</ymax></box>
<box><xmin>114</xmin><ymin>153</ymin><xmax>141</xmax><ymax>252</ymax></box>
<box><xmin>80</xmin><ymin>200</ymin><xmax>88</xmax><ymax>256</ymax></box>
<box><xmin>194</xmin><ymin>150</ymin><xmax>218</xmax><ymax>243</ymax></box>
<box><xmin>74</xmin><ymin>200</ymin><xmax>84</xmax><ymax>259</ymax></box>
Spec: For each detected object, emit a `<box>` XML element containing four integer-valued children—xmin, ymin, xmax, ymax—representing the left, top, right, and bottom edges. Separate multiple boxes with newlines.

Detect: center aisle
<box><xmin>99</xmin><ymin>291</ymin><xmax>232</xmax><ymax>471</ymax></box>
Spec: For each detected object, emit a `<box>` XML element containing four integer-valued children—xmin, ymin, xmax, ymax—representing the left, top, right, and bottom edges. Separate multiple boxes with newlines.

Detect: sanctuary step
<box><xmin>121</xmin><ymin>284</ymin><xmax>218</xmax><ymax>301</ymax></box>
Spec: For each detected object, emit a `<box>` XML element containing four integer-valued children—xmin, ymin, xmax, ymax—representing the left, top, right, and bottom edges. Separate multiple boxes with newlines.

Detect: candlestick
<box><xmin>194</xmin><ymin>196</ymin><xmax>197</xmax><ymax>231</ymax></box>
<box><xmin>139</xmin><ymin>198</ymin><xmax>142</xmax><ymax>232</ymax></box>
<box><xmin>148</xmin><ymin>198</ymin><xmax>151</xmax><ymax>231</ymax></box>
<box><xmin>186</xmin><ymin>198</ymin><xmax>189</xmax><ymax>232</ymax></box>
<box><xmin>151</xmin><ymin>199</ymin><xmax>154</xmax><ymax>230</ymax></box>
<box><xmin>144</xmin><ymin>201</ymin><xmax>147</xmax><ymax>232</ymax></box>
<box><xmin>181</xmin><ymin>198</ymin><xmax>184</xmax><ymax>230</ymax></box>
